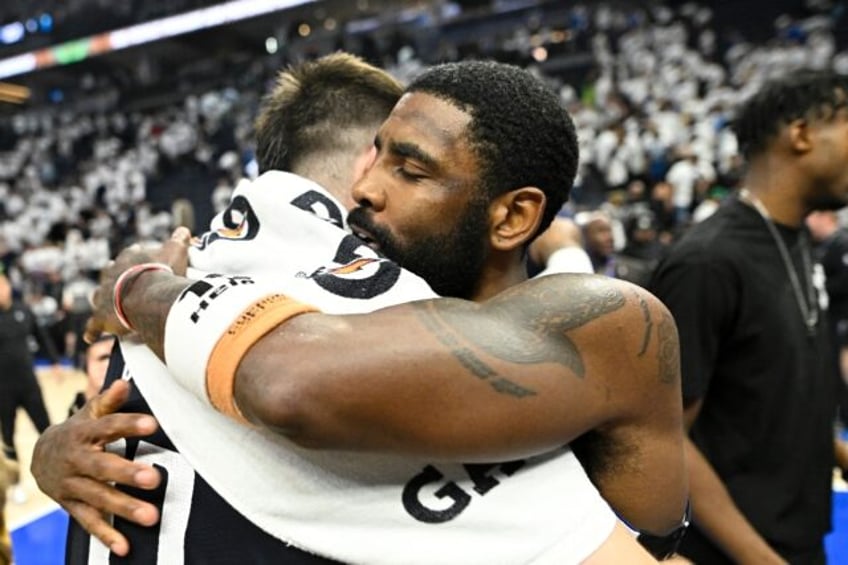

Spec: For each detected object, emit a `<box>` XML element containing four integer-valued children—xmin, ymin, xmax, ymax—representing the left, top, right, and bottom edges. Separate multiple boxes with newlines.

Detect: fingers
<box><xmin>172</xmin><ymin>226</ymin><xmax>192</xmax><ymax>243</ymax></box>
<box><xmin>64</xmin><ymin>499</ymin><xmax>132</xmax><ymax>556</ymax></box>
<box><xmin>84</xmin><ymin>307</ymin><xmax>105</xmax><ymax>344</ymax></box>
<box><xmin>86</xmin><ymin>380</ymin><xmax>132</xmax><ymax>418</ymax></box>
<box><xmin>159</xmin><ymin>227</ymin><xmax>192</xmax><ymax>276</ymax></box>
<box><xmin>63</xmin><ymin>487</ymin><xmax>159</xmax><ymax>558</ymax></box>
<box><xmin>76</xmin><ymin>412</ymin><xmax>159</xmax><ymax>446</ymax></box>
<box><xmin>63</xmin><ymin>474</ymin><xmax>160</xmax><ymax>522</ymax></box>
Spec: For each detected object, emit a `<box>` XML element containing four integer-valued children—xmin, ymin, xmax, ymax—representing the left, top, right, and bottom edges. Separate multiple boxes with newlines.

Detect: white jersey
<box><xmin>119</xmin><ymin>171</ymin><xmax>615</xmax><ymax>564</ymax></box>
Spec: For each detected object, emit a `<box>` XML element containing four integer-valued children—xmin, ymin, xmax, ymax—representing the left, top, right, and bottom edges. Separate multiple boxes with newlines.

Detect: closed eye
<box><xmin>395</xmin><ymin>167</ymin><xmax>426</xmax><ymax>182</ymax></box>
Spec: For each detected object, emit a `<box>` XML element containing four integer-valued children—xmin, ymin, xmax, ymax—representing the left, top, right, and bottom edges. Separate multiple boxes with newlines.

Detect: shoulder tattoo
<box><xmin>633</xmin><ymin>290</ymin><xmax>653</xmax><ymax>357</ymax></box>
<box><xmin>656</xmin><ymin>308</ymin><xmax>680</xmax><ymax>385</ymax></box>
<box><xmin>412</xmin><ymin>277</ymin><xmax>626</xmax><ymax>396</ymax></box>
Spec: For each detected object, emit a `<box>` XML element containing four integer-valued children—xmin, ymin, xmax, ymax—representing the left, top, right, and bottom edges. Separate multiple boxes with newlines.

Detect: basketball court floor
<box><xmin>6</xmin><ymin>367</ymin><xmax>848</xmax><ymax>564</ymax></box>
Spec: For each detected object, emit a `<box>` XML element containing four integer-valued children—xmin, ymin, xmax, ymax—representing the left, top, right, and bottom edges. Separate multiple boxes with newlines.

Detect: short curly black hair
<box><xmin>255</xmin><ymin>53</ymin><xmax>403</xmax><ymax>173</ymax></box>
<box><xmin>734</xmin><ymin>69</ymin><xmax>848</xmax><ymax>160</ymax></box>
<box><xmin>406</xmin><ymin>60</ymin><xmax>578</xmax><ymax>238</ymax></box>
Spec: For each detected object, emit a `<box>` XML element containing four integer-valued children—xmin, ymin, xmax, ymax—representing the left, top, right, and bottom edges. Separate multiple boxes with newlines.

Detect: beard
<box><xmin>347</xmin><ymin>200</ymin><xmax>490</xmax><ymax>299</ymax></box>
<box><xmin>808</xmin><ymin>193</ymin><xmax>848</xmax><ymax>212</ymax></box>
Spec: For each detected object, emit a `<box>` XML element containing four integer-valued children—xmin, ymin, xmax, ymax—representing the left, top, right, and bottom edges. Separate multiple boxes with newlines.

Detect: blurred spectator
<box><xmin>0</xmin><ymin>450</ymin><xmax>11</xmax><ymax>565</ymax></box>
<box><xmin>807</xmin><ymin>209</ymin><xmax>848</xmax><ymax>427</ymax></box>
<box><xmin>617</xmin><ymin>210</ymin><xmax>666</xmax><ymax>287</ymax></box>
<box><xmin>528</xmin><ymin>217</ymin><xmax>594</xmax><ymax>277</ymax></box>
<box><xmin>0</xmin><ymin>269</ymin><xmax>62</xmax><ymax>505</ymax></box>
<box><xmin>577</xmin><ymin>210</ymin><xmax>617</xmax><ymax>277</ymax></box>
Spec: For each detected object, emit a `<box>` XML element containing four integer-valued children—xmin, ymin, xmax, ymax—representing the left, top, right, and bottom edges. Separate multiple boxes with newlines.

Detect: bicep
<box><xmin>235</xmin><ymin>294</ymin><xmax>614</xmax><ymax>461</ymax></box>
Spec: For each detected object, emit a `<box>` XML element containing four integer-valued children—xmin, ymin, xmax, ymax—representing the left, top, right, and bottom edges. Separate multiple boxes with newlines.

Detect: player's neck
<box><xmin>471</xmin><ymin>258</ymin><xmax>528</xmax><ymax>302</ymax></box>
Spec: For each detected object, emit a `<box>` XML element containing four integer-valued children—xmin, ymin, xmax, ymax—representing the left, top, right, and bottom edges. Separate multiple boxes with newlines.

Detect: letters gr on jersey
<box><xmin>304</xmin><ymin>234</ymin><xmax>402</xmax><ymax>300</ymax></box>
<box><xmin>193</xmin><ymin>195</ymin><xmax>261</xmax><ymax>251</ymax></box>
<box><xmin>176</xmin><ymin>274</ymin><xmax>255</xmax><ymax>324</ymax></box>
<box><xmin>402</xmin><ymin>460</ymin><xmax>526</xmax><ymax>524</ymax></box>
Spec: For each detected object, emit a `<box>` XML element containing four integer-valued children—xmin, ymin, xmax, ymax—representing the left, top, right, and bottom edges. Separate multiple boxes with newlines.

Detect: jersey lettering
<box><xmin>289</xmin><ymin>190</ymin><xmax>345</xmax><ymax>228</ymax></box>
<box><xmin>402</xmin><ymin>460</ymin><xmax>526</xmax><ymax>523</ymax></box>
<box><xmin>307</xmin><ymin>235</ymin><xmax>401</xmax><ymax>299</ymax></box>
<box><xmin>176</xmin><ymin>274</ymin><xmax>255</xmax><ymax>324</ymax></box>
<box><xmin>194</xmin><ymin>195</ymin><xmax>261</xmax><ymax>251</ymax></box>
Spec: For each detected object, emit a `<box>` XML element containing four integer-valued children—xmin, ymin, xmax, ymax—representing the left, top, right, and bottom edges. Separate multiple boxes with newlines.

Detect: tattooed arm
<box><xmin>230</xmin><ymin>273</ymin><xmax>686</xmax><ymax>534</ymax></box>
<box><xmin>98</xmin><ymin>250</ymin><xmax>685</xmax><ymax>534</ymax></box>
<box><xmin>233</xmin><ymin>275</ymin><xmax>678</xmax><ymax>449</ymax></box>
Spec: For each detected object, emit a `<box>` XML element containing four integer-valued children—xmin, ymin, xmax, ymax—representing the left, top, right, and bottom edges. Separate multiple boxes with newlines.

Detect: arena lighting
<box><xmin>265</xmin><ymin>36</ymin><xmax>279</xmax><ymax>54</ymax></box>
<box><xmin>0</xmin><ymin>0</ymin><xmax>315</xmax><ymax>80</ymax></box>
<box><xmin>0</xmin><ymin>22</ymin><xmax>25</xmax><ymax>45</ymax></box>
<box><xmin>0</xmin><ymin>81</ymin><xmax>30</xmax><ymax>103</ymax></box>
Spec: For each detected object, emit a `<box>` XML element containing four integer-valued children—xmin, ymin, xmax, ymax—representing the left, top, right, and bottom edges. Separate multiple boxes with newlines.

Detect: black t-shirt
<box><xmin>0</xmin><ymin>301</ymin><xmax>59</xmax><ymax>387</ymax></box>
<box><xmin>816</xmin><ymin>227</ymin><xmax>848</xmax><ymax>343</ymax></box>
<box><xmin>65</xmin><ymin>346</ymin><xmax>341</xmax><ymax>564</ymax></box>
<box><xmin>649</xmin><ymin>198</ymin><xmax>837</xmax><ymax>555</ymax></box>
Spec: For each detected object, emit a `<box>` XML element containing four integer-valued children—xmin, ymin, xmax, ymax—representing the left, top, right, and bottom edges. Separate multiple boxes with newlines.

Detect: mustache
<box><xmin>347</xmin><ymin>207</ymin><xmax>395</xmax><ymax>250</ymax></box>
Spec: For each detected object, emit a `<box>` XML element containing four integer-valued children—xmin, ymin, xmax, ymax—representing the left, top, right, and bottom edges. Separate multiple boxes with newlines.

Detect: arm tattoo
<box><xmin>126</xmin><ymin>276</ymin><xmax>191</xmax><ymax>360</ymax></box>
<box><xmin>634</xmin><ymin>290</ymin><xmax>653</xmax><ymax>357</ymax></box>
<box><xmin>656</xmin><ymin>309</ymin><xmax>680</xmax><ymax>385</ymax></box>
<box><xmin>413</xmin><ymin>276</ymin><xmax>626</xmax><ymax>394</ymax></box>
<box><xmin>414</xmin><ymin>302</ymin><xmax>536</xmax><ymax>398</ymax></box>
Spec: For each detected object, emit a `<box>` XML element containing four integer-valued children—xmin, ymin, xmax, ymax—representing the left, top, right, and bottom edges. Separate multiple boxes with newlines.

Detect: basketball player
<box><xmin>38</xmin><ymin>56</ymin><xmax>679</xmax><ymax>560</ymax></box>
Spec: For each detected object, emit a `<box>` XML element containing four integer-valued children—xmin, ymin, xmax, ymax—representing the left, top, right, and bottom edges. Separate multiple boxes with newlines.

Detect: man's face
<box><xmin>85</xmin><ymin>337</ymin><xmax>115</xmax><ymax>395</ymax></box>
<box><xmin>347</xmin><ymin>92</ymin><xmax>491</xmax><ymax>299</ymax></box>
<box><xmin>584</xmin><ymin>218</ymin><xmax>614</xmax><ymax>257</ymax></box>
<box><xmin>808</xmin><ymin>107</ymin><xmax>848</xmax><ymax>208</ymax></box>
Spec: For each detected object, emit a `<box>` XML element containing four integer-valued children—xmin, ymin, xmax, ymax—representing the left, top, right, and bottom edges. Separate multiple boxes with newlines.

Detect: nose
<box><xmin>351</xmin><ymin>168</ymin><xmax>386</xmax><ymax>211</ymax></box>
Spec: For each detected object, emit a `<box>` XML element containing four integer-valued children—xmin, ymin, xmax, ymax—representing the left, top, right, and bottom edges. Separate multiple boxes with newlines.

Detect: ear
<box><xmin>488</xmin><ymin>187</ymin><xmax>546</xmax><ymax>251</ymax></box>
<box><xmin>786</xmin><ymin>118</ymin><xmax>814</xmax><ymax>154</ymax></box>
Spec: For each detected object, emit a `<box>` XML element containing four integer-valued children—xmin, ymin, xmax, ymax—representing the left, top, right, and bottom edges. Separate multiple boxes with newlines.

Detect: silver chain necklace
<box><xmin>739</xmin><ymin>189</ymin><xmax>818</xmax><ymax>336</ymax></box>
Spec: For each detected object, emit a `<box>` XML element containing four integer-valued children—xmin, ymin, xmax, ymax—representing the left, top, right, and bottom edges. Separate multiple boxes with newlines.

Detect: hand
<box><xmin>31</xmin><ymin>380</ymin><xmax>161</xmax><ymax>556</ymax></box>
<box><xmin>528</xmin><ymin>217</ymin><xmax>583</xmax><ymax>266</ymax></box>
<box><xmin>84</xmin><ymin>227</ymin><xmax>192</xmax><ymax>344</ymax></box>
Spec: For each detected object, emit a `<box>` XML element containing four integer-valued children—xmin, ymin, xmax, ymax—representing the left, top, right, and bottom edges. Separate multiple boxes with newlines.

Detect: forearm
<box><xmin>685</xmin><ymin>439</ymin><xmax>785</xmax><ymax>564</ymax></box>
<box><xmin>121</xmin><ymin>271</ymin><xmax>193</xmax><ymax>361</ymax></box>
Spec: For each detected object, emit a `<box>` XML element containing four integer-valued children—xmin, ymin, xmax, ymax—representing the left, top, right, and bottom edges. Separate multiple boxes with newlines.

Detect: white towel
<box><xmin>121</xmin><ymin>170</ymin><xmax>615</xmax><ymax>564</ymax></box>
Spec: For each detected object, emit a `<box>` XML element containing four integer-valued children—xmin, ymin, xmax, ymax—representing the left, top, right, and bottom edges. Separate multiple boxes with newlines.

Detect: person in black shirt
<box><xmin>650</xmin><ymin>70</ymin><xmax>848</xmax><ymax>564</ymax></box>
<box><xmin>0</xmin><ymin>270</ymin><xmax>62</xmax><ymax>503</ymax></box>
<box><xmin>807</xmin><ymin>209</ymin><xmax>848</xmax><ymax>429</ymax></box>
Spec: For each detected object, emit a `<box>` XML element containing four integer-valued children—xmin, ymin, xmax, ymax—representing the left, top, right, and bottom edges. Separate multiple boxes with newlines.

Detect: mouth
<box><xmin>349</xmin><ymin>223</ymin><xmax>381</xmax><ymax>252</ymax></box>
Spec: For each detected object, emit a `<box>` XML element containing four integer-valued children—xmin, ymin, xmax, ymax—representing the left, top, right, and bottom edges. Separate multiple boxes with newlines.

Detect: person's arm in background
<box><xmin>682</xmin><ymin>403</ymin><xmax>787</xmax><ymax>565</ymax></box>
<box><xmin>529</xmin><ymin>217</ymin><xmax>594</xmax><ymax>276</ymax></box>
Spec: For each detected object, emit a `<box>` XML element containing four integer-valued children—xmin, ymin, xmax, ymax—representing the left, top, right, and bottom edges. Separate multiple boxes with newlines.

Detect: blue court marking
<box><xmin>9</xmin><ymin>494</ymin><xmax>848</xmax><ymax>563</ymax></box>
